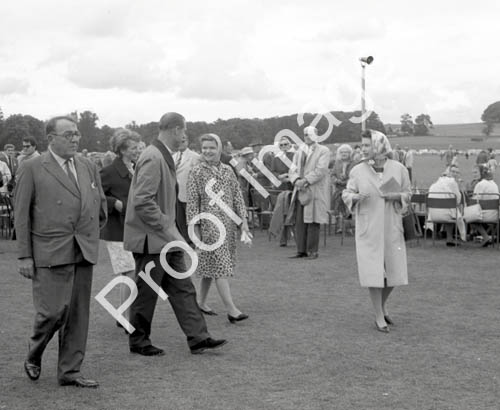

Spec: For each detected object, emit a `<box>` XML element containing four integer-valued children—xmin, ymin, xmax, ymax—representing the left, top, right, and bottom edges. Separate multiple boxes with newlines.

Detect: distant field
<box><xmin>387</xmin><ymin>122</ymin><xmax>500</xmax><ymax>137</ymax></box>
<box><xmin>412</xmin><ymin>154</ymin><xmax>500</xmax><ymax>189</ymax></box>
<box><xmin>387</xmin><ymin>135</ymin><xmax>500</xmax><ymax>151</ymax></box>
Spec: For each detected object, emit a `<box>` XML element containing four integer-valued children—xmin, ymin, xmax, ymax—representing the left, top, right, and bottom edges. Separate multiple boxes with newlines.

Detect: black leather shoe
<box><xmin>384</xmin><ymin>315</ymin><xmax>394</xmax><ymax>326</ymax></box>
<box><xmin>227</xmin><ymin>313</ymin><xmax>249</xmax><ymax>323</ymax></box>
<box><xmin>200</xmin><ymin>307</ymin><xmax>218</xmax><ymax>316</ymax></box>
<box><xmin>190</xmin><ymin>338</ymin><xmax>228</xmax><ymax>354</ymax></box>
<box><xmin>130</xmin><ymin>345</ymin><xmax>165</xmax><ymax>356</ymax></box>
<box><xmin>288</xmin><ymin>253</ymin><xmax>307</xmax><ymax>259</ymax></box>
<box><xmin>59</xmin><ymin>377</ymin><xmax>99</xmax><ymax>388</ymax></box>
<box><xmin>24</xmin><ymin>360</ymin><xmax>41</xmax><ymax>381</ymax></box>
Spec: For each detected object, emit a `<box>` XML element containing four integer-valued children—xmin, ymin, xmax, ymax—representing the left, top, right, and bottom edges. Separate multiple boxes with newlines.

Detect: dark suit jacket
<box><xmin>271</xmin><ymin>151</ymin><xmax>294</xmax><ymax>191</ymax></box>
<box><xmin>124</xmin><ymin>141</ymin><xmax>184</xmax><ymax>254</ymax></box>
<box><xmin>14</xmin><ymin>152</ymin><xmax>107</xmax><ymax>267</ymax></box>
<box><xmin>100</xmin><ymin>157</ymin><xmax>132</xmax><ymax>241</ymax></box>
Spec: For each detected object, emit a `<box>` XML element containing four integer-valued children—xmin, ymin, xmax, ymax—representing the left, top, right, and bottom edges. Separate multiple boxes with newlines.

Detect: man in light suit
<box><xmin>124</xmin><ymin>112</ymin><xmax>227</xmax><ymax>356</ymax></box>
<box><xmin>15</xmin><ymin>116</ymin><xmax>107</xmax><ymax>388</ymax></box>
<box><xmin>288</xmin><ymin>126</ymin><xmax>330</xmax><ymax>259</ymax></box>
<box><xmin>173</xmin><ymin>139</ymin><xmax>200</xmax><ymax>246</ymax></box>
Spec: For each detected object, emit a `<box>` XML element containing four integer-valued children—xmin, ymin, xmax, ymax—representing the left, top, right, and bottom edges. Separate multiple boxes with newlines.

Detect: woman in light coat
<box><xmin>343</xmin><ymin>130</ymin><xmax>411</xmax><ymax>333</ymax></box>
<box><xmin>470</xmin><ymin>165</ymin><xmax>499</xmax><ymax>246</ymax></box>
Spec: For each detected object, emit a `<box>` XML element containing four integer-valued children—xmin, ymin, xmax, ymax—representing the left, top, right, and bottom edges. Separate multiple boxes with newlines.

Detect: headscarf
<box><xmin>200</xmin><ymin>133</ymin><xmax>222</xmax><ymax>165</ymax></box>
<box><xmin>362</xmin><ymin>129</ymin><xmax>392</xmax><ymax>160</ymax></box>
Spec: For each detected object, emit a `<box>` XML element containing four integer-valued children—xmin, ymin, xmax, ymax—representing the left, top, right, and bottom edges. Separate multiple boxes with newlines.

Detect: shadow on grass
<box><xmin>0</xmin><ymin>233</ymin><xmax>499</xmax><ymax>410</ymax></box>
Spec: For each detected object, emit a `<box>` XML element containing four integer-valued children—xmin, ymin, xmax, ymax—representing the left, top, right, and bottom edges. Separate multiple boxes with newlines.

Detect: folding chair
<box><xmin>0</xmin><ymin>193</ymin><xmax>14</xmax><ymax>239</ymax></box>
<box><xmin>424</xmin><ymin>192</ymin><xmax>459</xmax><ymax>247</ymax></box>
<box><xmin>467</xmin><ymin>193</ymin><xmax>500</xmax><ymax>248</ymax></box>
<box><xmin>410</xmin><ymin>191</ymin><xmax>427</xmax><ymax>245</ymax></box>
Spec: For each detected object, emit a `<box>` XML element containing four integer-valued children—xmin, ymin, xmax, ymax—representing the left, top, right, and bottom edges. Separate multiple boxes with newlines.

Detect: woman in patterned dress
<box><xmin>186</xmin><ymin>133</ymin><xmax>251</xmax><ymax>323</ymax></box>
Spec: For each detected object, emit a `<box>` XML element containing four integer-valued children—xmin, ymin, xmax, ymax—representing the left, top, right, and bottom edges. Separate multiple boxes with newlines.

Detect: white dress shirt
<box><xmin>49</xmin><ymin>147</ymin><xmax>79</xmax><ymax>186</ymax></box>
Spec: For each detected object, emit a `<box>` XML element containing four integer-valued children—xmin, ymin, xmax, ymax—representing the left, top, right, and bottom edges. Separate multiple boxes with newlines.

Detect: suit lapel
<box><xmin>152</xmin><ymin>139</ymin><xmax>179</xmax><ymax>196</ymax></box>
<box><xmin>41</xmin><ymin>152</ymin><xmax>81</xmax><ymax>198</ymax></box>
<box><xmin>152</xmin><ymin>139</ymin><xmax>176</xmax><ymax>173</ymax></box>
<box><xmin>113</xmin><ymin>157</ymin><xmax>131</xmax><ymax>179</ymax></box>
<box><xmin>74</xmin><ymin>157</ymin><xmax>91</xmax><ymax>200</ymax></box>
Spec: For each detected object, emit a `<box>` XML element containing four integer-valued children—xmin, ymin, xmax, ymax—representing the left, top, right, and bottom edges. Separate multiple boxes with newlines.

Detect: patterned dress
<box><xmin>186</xmin><ymin>161</ymin><xmax>247</xmax><ymax>278</ymax></box>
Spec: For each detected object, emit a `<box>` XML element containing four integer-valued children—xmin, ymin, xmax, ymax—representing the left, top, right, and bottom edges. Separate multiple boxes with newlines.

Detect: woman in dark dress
<box><xmin>100</xmin><ymin>128</ymin><xmax>141</xmax><ymax>324</ymax></box>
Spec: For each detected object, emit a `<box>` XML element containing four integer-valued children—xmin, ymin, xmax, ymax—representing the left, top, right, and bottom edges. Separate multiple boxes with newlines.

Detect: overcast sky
<box><xmin>1</xmin><ymin>0</ymin><xmax>499</xmax><ymax>128</ymax></box>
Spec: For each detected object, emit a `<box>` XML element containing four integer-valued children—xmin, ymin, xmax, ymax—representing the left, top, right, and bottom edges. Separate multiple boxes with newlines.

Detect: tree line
<box><xmin>0</xmin><ymin>107</ymin><xmax>385</xmax><ymax>152</ymax></box>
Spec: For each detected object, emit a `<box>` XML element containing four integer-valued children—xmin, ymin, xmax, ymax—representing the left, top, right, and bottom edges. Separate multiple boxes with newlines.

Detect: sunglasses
<box><xmin>22</xmin><ymin>145</ymin><xmax>32</xmax><ymax>148</ymax></box>
<box><xmin>279</xmin><ymin>143</ymin><xmax>290</xmax><ymax>147</ymax></box>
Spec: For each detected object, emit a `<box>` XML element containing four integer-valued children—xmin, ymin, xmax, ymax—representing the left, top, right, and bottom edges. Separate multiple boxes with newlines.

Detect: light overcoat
<box><xmin>342</xmin><ymin>160</ymin><xmax>411</xmax><ymax>287</ymax></box>
<box><xmin>289</xmin><ymin>143</ymin><xmax>330</xmax><ymax>224</ymax></box>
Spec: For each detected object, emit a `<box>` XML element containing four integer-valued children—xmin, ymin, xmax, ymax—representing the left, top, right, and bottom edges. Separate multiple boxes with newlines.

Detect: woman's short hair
<box><xmin>479</xmin><ymin>164</ymin><xmax>493</xmax><ymax>180</ymax></box>
<box><xmin>336</xmin><ymin>144</ymin><xmax>353</xmax><ymax>160</ymax></box>
<box><xmin>110</xmin><ymin>128</ymin><xmax>141</xmax><ymax>156</ymax></box>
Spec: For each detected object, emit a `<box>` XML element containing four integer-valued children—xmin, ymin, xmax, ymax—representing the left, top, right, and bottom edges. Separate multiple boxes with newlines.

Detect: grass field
<box><xmin>412</xmin><ymin>155</ymin><xmax>500</xmax><ymax>190</ymax></box>
<box><xmin>1</xmin><ymin>231</ymin><xmax>499</xmax><ymax>410</ymax></box>
<box><xmin>387</xmin><ymin>123</ymin><xmax>500</xmax><ymax>138</ymax></box>
<box><xmin>387</xmin><ymin>135</ymin><xmax>500</xmax><ymax>151</ymax></box>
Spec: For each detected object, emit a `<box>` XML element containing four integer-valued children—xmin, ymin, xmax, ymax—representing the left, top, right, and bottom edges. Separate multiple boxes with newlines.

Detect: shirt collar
<box><xmin>48</xmin><ymin>146</ymin><xmax>73</xmax><ymax>167</ymax></box>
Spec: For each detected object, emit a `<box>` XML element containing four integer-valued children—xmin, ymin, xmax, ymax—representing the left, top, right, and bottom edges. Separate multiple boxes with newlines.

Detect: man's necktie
<box><xmin>175</xmin><ymin>151</ymin><xmax>183</xmax><ymax>169</ymax></box>
<box><xmin>64</xmin><ymin>159</ymin><xmax>79</xmax><ymax>190</ymax></box>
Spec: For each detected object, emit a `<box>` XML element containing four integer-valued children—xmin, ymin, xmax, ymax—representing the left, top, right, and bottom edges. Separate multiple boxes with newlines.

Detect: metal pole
<box><xmin>361</xmin><ymin>63</ymin><xmax>366</xmax><ymax>132</ymax></box>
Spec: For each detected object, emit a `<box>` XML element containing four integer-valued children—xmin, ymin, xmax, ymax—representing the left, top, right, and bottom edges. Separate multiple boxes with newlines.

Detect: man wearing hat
<box><xmin>287</xmin><ymin>126</ymin><xmax>330</xmax><ymax>259</ymax></box>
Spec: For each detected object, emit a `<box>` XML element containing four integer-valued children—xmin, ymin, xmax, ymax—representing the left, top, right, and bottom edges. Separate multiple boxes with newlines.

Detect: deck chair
<box><xmin>424</xmin><ymin>192</ymin><xmax>459</xmax><ymax>247</ymax></box>
<box><xmin>0</xmin><ymin>193</ymin><xmax>14</xmax><ymax>239</ymax></box>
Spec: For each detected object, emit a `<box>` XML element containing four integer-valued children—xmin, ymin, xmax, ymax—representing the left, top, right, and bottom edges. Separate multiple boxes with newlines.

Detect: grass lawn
<box><xmin>412</xmin><ymin>155</ymin><xmax>500</xmax><ymax>190</ymax></box>
<box><xmin>0</xmin><ymin>231</ymin><xmax>499</xmax><ymax>410</ymax></box>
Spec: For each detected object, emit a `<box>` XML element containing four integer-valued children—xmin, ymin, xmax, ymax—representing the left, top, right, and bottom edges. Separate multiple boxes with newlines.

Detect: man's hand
<box><xmin>381</xmin><ymin>192</ymin><xmax>401</xmax><ymax>201</ymax></box>
<box><xmin>295</xmin><ymin>178</ymin><xmax>306</xmax><ymax>188</ymax></box>
<box><xmin>18</xmin><ymin>258</ymin><xmax>35</xmax><ymax>279</ymax></box>
<box><xmin>114</xmin><ymin>200</ymin><xmax>123</xmax><ymax>213</ymax></box>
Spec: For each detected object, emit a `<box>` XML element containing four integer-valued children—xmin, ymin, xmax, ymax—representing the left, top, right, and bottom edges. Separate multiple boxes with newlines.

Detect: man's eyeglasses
<box><xmin>52</xmin><ymin>131</ymin><xmax>82</xmax><ymax>140</ymax></box>
<box><xmin>22</xmin><ymin>144</ymin><xmax>32</xmax><ymax>148</ymax></box>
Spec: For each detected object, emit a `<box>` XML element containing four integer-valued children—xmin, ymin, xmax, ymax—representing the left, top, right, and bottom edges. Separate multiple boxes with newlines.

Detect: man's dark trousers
<box><xmin>129</xmin><ymin>247</ymin><xmax>209</xmax><ymax>349</ymax></box>
<box><xmin>294</xmin><ymin>199</ymin><xmax>320</xmax><ymax>254</ymax></box>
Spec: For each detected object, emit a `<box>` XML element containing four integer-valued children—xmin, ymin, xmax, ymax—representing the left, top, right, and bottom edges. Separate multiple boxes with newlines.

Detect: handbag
<box><xmin>463</xmin><ymin>202</ymin><xmax>482</xmax><ymax>223</ymax></box>
<box><xmin>298</xmin><ymin>187</ymin><xmax>313</xmax><ymax>206</ymax></box>
<box><xmin>402</xmin><ymin>206</ymin><xmax>422</xmax><ymax>241</ymax></box>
